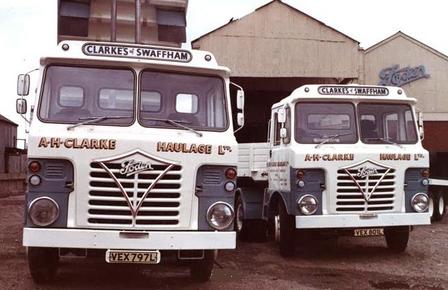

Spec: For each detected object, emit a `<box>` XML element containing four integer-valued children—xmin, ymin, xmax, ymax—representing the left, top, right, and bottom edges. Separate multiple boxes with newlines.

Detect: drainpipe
<box><xmin>135</xmin><ymin>0</ymin><xmax>141</xmax><ymax>43</ymax></box>
<box><xmin>111</xmin><ymin>0</ymin><xmax>117</xmax><ymax>41</ymax></box>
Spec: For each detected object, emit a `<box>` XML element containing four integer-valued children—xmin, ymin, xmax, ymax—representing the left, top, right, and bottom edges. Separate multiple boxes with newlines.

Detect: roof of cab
<box><xmin>274</xmin><ymin>84</ymin><xmax>417</xmax><ymax>108</ymax></box>
<box><xmin>40</xmin><ymin>41</ymin><xmax>231</xmax><ymax>75</ymax></box>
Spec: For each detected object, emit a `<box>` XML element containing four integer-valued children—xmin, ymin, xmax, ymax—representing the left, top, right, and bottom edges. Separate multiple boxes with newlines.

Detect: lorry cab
<box><xmin>19</xmin><ymin>41</ymin><xmax>242</xmax><ymax>282</ymax></box>
<box><xmin>236</xmin><ymin>84</ymin><xmax>430</xmax><ymax>256</ymax></box>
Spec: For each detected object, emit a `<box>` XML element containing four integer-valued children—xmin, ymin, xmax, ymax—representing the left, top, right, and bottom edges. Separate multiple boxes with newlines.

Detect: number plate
<box><xmin>353</xmin><ymin>228</ymin><xmax>384</xmax><ymax>237</ymax></box>
<box><xmin>105</xmin><ymin>250</ymin><xmax>161</xmax><ymax>264</ymax></box>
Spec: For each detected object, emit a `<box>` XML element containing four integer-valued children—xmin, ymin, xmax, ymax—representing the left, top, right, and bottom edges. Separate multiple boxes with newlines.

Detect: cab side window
<box><xmin>273</xmin><ymin>112</ymin><xmax>281</xmax><ymax>146</ymax></box>
<box><xmin>283</xmin><ymin>106</ymin><xmax>291</xmax><ymax>144</ymax></box>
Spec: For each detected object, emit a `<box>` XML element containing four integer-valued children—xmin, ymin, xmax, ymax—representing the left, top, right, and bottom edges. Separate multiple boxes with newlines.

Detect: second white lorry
<box><xmin>235</xmin><ymin>84</ymin><xmax>431</xmax><ymax>256</ymax></box>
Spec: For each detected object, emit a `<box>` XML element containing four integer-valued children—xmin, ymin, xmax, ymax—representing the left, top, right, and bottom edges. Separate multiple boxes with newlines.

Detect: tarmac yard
<box><xmin>1</xmin><ymin>195</ymin><xmax>447</xmax><ymax>290</ymax></box>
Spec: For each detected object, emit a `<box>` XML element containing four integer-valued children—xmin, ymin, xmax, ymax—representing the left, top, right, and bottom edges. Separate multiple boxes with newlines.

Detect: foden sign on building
<box><xmin>378</xmin><ymin>64</ymin><xmax>430</xmax><ymax>86</ymax></box>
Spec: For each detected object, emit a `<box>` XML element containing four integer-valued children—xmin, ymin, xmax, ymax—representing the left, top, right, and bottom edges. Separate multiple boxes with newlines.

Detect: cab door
<box><xmin>267</xmin><ymin>105</ymin><xmax>291</xmax><ymax>193</ymax></box>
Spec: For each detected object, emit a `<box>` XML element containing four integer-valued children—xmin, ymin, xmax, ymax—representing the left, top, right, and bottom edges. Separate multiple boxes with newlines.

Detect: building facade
<box><xmin>0</xmin><ymin>115</ymin><xmax>18</xmax><ymax>174</ymax></box>
<box><xmin>192</xmin><ymin>1</ymin><xmax>448</xmax><ymax>165</ymax></box>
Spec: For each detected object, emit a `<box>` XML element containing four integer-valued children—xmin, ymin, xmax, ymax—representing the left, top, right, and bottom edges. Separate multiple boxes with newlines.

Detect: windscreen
<box><xmin>358</xmin><ymin>103</ymin><xmax>418</xmax><ymax>144</ymax></box>
<box><xmin>295</xmin><ymin>102</ymin><xmax>357</xmax><ymax>144</ymax></box>
<box><xmin>39</xmin><ymin>65</ymin><xmax>134</xmax><ymax>125</ymax></box>
<box><xmin>139</xmin><ymin>71</ymin><xmax>228</xmax><ymax>131</ymax></box>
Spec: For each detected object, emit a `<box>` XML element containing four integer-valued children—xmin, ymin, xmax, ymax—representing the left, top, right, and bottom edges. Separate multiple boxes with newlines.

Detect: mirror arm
<box><xmin>230</xmin><ymin>82</ymin><xmax>244</xmax><ymax>91</ymax></box>
<box><xmin>25</xmin><ymin>68</ymin><xmax>39</xmax><ymax>75</ymax></box>
<box><xmin>20</xmin><ymin>113</ymin><xmax>31</xmax><ymax>124</ymax></box>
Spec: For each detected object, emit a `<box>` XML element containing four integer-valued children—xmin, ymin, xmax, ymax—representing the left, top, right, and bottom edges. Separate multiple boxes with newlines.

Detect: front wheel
<box><xmin>28</xmin><ymin>247</ymin><xmax>59</xmax><ymax>284</ymax></box>
<box><xmin>429</xmin><ymin>193</ymin><xmax>436</xmax><ymax>221</ymax></box>
<box><xmin>277</xmin><ymin>202</ymin><xmax>296</xmax><ymax>257</ymax></box>
<box><xmin>190</xmin><ymin>250</ymin><xmax>216</xmax><ymax>282</ymax></box>
<box><xmin>235</xmin><ymin>195</ymin><xmax>248</xmax><ymax>240</ymax></box>
<box><xmin>384</xmin><ymin>226</ymin><xmax>410</xmax><ymax>253</ymax></box>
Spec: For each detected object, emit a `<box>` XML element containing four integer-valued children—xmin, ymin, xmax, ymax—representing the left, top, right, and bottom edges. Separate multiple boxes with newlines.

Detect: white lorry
<box><xmin>16</xmin><ymin>40</ymin><xmax>244</xmax><ymax>282</ymax></box>
<box><xmin>235</xmin><ymin>84</ymin><xmax>431</xmax><ymax>256</ymax></box>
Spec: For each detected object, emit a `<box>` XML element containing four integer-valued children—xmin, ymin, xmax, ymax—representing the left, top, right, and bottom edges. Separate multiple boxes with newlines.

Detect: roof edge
<box><xmin>0</xmin><ymin>114</ymin><xmax>18</xmax><ymax>127</ymax></box>
<box><xmin>191</xmin><ymin>0</ymin><xmax>359</xmax><ymax>46</ymax></box>
<box><xmin>365</xmin><ymin>31</ymin><xmax>448</xmax><ymax>61</ymax></box>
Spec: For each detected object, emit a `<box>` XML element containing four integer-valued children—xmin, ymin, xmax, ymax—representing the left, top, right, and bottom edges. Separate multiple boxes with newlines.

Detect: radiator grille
<box><xmin>88</xmin><ymin>162</ymin><xmax>182</xmax><ymax>227</ymax></box>
<box><xmin>336</xmin><ymin>168</ymin><xmax>396</xmax><ymax>212</ymax></box>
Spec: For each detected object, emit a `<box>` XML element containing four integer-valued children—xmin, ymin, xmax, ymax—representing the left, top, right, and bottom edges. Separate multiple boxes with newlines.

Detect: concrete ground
<box><xmin>1</xmin><ymin>195</ymin><xmax>447</xmax><ymax>290</ymax></box>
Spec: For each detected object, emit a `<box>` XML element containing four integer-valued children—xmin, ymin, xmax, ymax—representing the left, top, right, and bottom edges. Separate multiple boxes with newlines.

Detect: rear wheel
<box><xmin>276</xmin><ymin>202</ymin><xmax>296</xmax><ymax>257</ymax></box>
<box><xmin>190</xmin><ymin>250</ymin><xmax>215</xmax><ymax>282</ymax></box>
<box><xmin>28</xmin><ymin>247</ymin><xmax>59</xmax><ymax>284</ymax></box>
<box><xmin>437</xmin><ymin>194</ymin><xmax>446</xmax><ymax>220</ymax></box>
<box><xmin>431</xmin><ymin>192</ymin><xmax>445</xmax><ymax>222</ymax></box>
<box><xmin>384</xmin><ymin>226</ymin><xmax>410</xmax><ymax>253</ymax></box>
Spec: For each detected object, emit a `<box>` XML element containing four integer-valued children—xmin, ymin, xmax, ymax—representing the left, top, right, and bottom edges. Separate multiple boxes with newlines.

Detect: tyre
<box><xmin>235</xmin><ymin>195</ymin><xmax>248</xmax><ymax>240</ymax></box>
<box><xmin>27</xmin><ymin>247</ymin><xmax>59</xmax><ymax>284</ymax></box>
<box><xmin>277</xmin><ymin>201</ymin><xmax>296</xmax><ymax>257</ymax></box>
<box><xmin>190</xmin><ymin>250</ymin><xmax>216</xmax><ymax>282</ymax></box>
<box><xmin>384</xmin><ymin>226</ymin><xmax>410</xmax><ymax>253</ymax></box>
<box><xmin>431</xmin><ymin>192</ymin><xmax>442</xmax><ymax>222</ymax></box>
<box><xmin>235</xmin><ymin>195</ymin><xmax>267</xmax><ymax>242</ymax></box>
<box><xmin>429</xmin><ymin>193</ymin><xmax>436</xmax><ymax>221</ymax></box>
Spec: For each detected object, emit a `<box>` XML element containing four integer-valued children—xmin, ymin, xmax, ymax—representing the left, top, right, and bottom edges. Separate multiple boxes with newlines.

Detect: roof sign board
<box><xmin>318</xmin><ymin>86</ymin><xmax>389</xmax><ymax>96</ymax></box>
<box><xmin>82</xmin><ymin>43</ymin><xmax>192</xmax><ymax>63</ymax></box>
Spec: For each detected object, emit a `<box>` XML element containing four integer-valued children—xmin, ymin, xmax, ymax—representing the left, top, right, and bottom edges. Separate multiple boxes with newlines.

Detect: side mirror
<box><xmin>16</xmin><ymin>98</ymin><xmax>27</xmax><ymax>114</ymax></box>
<box><xmin>17</xmin><ymin>74</ymin><xmax>30</xmax><ymax>96</ymax></box>
<box><xmin>418</xmin><ymin>111</ymin><xmax>424</xmax><ymax>140</ymax></box>
<box><xmin>277</xmin><ymin>108</ymin><xmax>286</xmax><ymax>123</ymax></box>
<box><xmin>280</xmin><ymin>127</ymin><xmax>287</xmax><ymax>139</ymax></box>
<box><xmin>236</xmin><ymin>89</ymin><xmax>245</xmax><ymax>110</ymax></box>
<box><xmin>237</xmin><ymin>112</ymin><xmax>244</xmax><ymax>127</ymax></box>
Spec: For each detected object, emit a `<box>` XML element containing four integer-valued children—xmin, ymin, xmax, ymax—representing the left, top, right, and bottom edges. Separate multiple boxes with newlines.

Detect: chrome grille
<box><xmin>88</xmin><ymin>162</ymin><xmax>182</xmax><ymax>226</ymax></box>
<box><xmin>336</xmin><ymin>168</ymin><xmax>396</xmax><ymax>212</ymax></box>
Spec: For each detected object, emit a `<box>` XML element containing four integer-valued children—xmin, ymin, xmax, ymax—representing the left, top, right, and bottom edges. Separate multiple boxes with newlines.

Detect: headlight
<box><xmin>206</xmin><ymin>202</ymin><xmax>234</xmax><ymax>230</ymax></box>
<box><xmin>411</xmin><ymin>193</ymin><xmax>429</xmax><ymax>213</ymax></box>
<box><xmin>421</xmin><ymin>178</ymin><xmax>429</xmax><ymax>186</ymax></box>
<box><xmin>28</xmin><ymin>197</ymin><xmax>59</xmax><ymax>226</ymax></box>
<box><xmin>298</xmin><ymin>195</ymin><xmax>318</xmax><ymax>215</ymax></box>
<box><xmin>29</xmin><ymin>175</ymin><xmax>41</xmax><ymax>186</ymax></box>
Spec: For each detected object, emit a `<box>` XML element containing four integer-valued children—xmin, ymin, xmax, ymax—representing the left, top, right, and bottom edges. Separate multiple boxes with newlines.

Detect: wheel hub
<box><xmin>439</xmin><ymin>196</ymin><xmax>445</xmax><ymax>215</ymax></box>
<box><xmin>274</xmin><ymin>214</ymin><xmax>280</xmax><ymax>243</ymax></box>
<box><xmin>236</xmin><ymin>203</ymin><xmax>244</xmax><ymax>232</ymax></box>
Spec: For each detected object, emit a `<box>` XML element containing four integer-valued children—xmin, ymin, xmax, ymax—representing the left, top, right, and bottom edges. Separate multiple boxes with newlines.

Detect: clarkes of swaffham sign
<box><xmin>378</xmin><ymin>65</ymin><xmax>430</xmax><ymax>86</ymax></box>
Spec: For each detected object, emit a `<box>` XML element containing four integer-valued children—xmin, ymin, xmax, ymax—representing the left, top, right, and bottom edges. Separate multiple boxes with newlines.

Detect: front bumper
<box><xmin>295</xmin><ymin>212</ymin><xmax>430</xmax><ymax>229</ymax></box>
<box><xmin>23</xmin><ymin>228</ymin><xmax>236</xmax><ymax>250</ymax></box>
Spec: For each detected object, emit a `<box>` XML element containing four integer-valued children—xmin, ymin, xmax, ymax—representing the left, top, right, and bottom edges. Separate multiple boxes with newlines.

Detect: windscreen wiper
<box><xmin>67</xmin><ymin>116</ymin><xmax>130</xmax><ymax>130</ymax></box>
<box><xmin>315</xmin><ymin>132</ymin><xmax>352</xmax><ymax>148</ymax></box>
<box><xmin>142</xmin><ymin>117</ymin><xmax>203</xmax><ymax>137</ymax></box>
<box><xmin>365</xmin><ymin>137</ymin><xmax>403</xmax><ymax>148</ymax></box>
